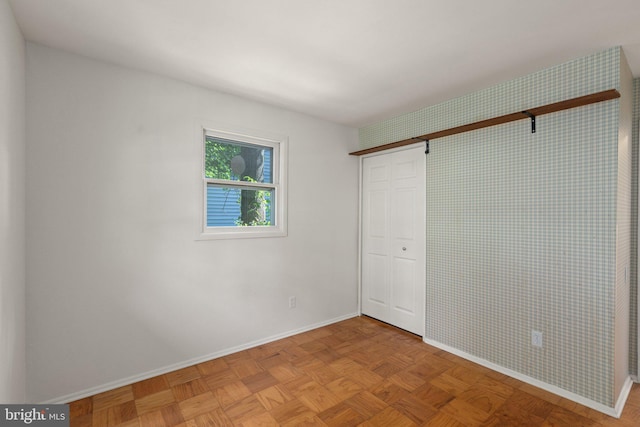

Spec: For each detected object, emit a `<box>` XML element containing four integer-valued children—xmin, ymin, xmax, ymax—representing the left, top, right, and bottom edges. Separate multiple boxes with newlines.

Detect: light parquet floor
<box><xmin>69</xmin><ymin>316</ymin><xmax>640</xmax><ymax>426</ymax></box>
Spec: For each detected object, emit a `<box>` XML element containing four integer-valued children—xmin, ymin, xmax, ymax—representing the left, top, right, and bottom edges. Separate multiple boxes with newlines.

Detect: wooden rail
<box><xmin>350</xmin><ymin>89</ymin><xmax>620</xmax><ymax>156</ymax></box>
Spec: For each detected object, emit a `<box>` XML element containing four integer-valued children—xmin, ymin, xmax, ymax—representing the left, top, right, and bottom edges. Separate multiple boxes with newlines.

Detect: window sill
<box><xmin>197</xmin><ymin>227</ymin><xmax>287</xmax><ymax>240</ymax></box>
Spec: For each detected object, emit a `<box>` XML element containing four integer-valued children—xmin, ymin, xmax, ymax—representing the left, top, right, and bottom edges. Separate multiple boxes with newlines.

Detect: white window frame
<box><xmin>199</xmin><ymin>126</ymin><xmax>288</xmax><ymax>240</ymax></box>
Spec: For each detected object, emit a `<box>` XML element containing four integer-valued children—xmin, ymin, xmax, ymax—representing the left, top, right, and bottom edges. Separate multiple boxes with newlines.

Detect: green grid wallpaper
<box><xmin>359</xmin><ymin>48</ymin><xmax>620</xmax><ymax>149</ymax></box>
<box><xmin>425</xmin><ymin>102</ymin><xmax>619</xmax><ymax>406</ymax></box>
<box><xmin>360</xmin><ymin>48</ymin><xmax>628</xmax><ymax>408</ymax></box>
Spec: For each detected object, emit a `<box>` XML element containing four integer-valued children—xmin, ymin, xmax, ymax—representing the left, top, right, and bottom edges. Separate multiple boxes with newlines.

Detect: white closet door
<box><xmin>361</xmin><ymin>145</ymin><xmax>425</xmax><ymax>336</ymax></box>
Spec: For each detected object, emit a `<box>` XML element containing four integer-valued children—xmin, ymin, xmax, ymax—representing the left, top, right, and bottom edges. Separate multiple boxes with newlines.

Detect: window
<box><xmin>201</xmin><ymin>127</ymin><xmax>287</xmax><ymax>239</ymax></box>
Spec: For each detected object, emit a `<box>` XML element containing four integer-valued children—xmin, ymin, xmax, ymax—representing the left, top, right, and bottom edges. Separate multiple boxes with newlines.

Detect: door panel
<box><xmin>394</xmin><ymin>159</ymin><xmax>417</xmax><ymax>179</ymax></box>
<box><xmin>392</xmin><ymin>258</ymin><xmax>416</xmax><ymax>313</ymax></box>
<box><xmin>361</xmin><ymin>145</ymin><xmax>425</xmax><ymax>336</ymax></box>
<box><xmin>369</xmin><ymin>163</ymin><xmax>389</xmax><ymax>182</ymax></box>
<box><xmin>366</xmin><ymin>254</ymin><xmax>388</xmax><ymax>305</ymax></box>
<box><xmin>368</xmin><ymin>191</ymin><xmax>387</xmax><ymax>238</ymax></box>
<box><xmin>393</xmin><ymin>188</ymin><xmax>415</xmax><ymax>240</ymax></box>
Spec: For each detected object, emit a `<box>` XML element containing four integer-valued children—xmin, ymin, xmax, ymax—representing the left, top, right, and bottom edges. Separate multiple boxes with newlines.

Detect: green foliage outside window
<box><xmin>205</xmin><ymin>137</ymin><xmax>271</xmax><ymax>226</ymax></box>
<box><xmin>236</xmin><ymin>177</ymin><xmax>272</xmax><ymax>227</ymax></box>
<box><xmin>204</xmin><ymin>137</ymin><xmax>241</xmax><ymax>180</ymax></box>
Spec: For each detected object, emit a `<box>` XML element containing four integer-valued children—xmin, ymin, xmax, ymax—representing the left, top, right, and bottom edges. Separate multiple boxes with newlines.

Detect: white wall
<box><xmin>0</xmin><ymin>0</ymin><xmax>26</xmax><ymax>403</ymax></box>
<box><xmin>25</xmin><ymin>43</ymin><xmax>360</xmax><ymax>402</ymax></box>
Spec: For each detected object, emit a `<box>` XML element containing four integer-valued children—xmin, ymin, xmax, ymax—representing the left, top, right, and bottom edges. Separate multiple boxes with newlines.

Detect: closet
<box><xmin>360</xmin><ymin>145</ymin><xmax>425</xmax><ymax>336</ymax></box>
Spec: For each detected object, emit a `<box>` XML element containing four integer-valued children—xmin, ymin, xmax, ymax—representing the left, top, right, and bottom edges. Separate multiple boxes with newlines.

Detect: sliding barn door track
<box><xmin>350</xmin><ymin>89</ymin><xmax>620</xmax><ymax>156</ymax></box>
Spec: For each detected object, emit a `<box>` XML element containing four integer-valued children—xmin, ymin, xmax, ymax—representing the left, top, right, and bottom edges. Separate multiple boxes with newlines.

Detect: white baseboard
<box><xmin>614</xmin><ymin>376</ymin><xmax>635</xmax><ymax>418</ymax></box>
<box><xmin>43</xmin><ymin>312</ymin><xmax>359</xmax><ymax>404</ymax></box>
<box><xmin>423</xmin><ymin>337</ymin><xmax>633</xmax><ymax>418</ymax></box>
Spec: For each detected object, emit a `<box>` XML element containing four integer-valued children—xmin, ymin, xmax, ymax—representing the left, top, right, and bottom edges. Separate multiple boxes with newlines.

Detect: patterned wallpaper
<box><xmin>359</xmin><ymin>48</ymin><xmax>620</xmax><ymax>149</ymax></box>
<box><xmin>360</xmin><ymin>48</ymin><xmax>631</xmax><ymax>408</ymax></box>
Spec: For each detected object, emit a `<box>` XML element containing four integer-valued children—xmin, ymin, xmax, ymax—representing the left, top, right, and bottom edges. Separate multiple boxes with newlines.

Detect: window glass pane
<box><xmin>205</xmin><ymin>137</ymin><xmax>273</xmax><ymax>184</ymax></box>
<box><xmin>207</xmin><ymin>184</ymin><xmax>273</xmax><ymax>227</ymax></box>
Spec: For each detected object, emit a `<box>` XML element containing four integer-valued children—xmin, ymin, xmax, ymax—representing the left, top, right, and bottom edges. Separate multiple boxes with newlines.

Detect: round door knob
<box><xmin>402</xmin><ymin>247</ymin><xmax>407</xmax><ymax>251</ymax></box>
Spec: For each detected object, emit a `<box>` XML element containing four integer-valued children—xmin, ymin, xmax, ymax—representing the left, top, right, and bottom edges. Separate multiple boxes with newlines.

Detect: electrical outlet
<box><xmin>289</xmin><ymin>296</ymin><xmax>296</xmax><ymax>309</ymax></box>
<box><xmin>531</xmin><ymin>330</ymin><xmax>543</xmax><ymax>348</ymax></box>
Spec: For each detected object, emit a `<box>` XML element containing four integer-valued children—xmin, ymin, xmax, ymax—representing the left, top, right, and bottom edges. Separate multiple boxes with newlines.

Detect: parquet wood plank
<box><xmin>255</xmin><ymin>385</ymin><xmax>294</xmax><ymax>411</ymax></box>
<box><xmin>202</xmin><ymin>368</ymin><xmax>238</xmax><ymax>390</ymax></box>
<box><xmin>316</xmin><ymin>401</ymin><xmax>367</xmax><ymax>426</ymax></box>
<box><xmin>241</xmin><ymin>371</ymin><xmax>280</xmax><ymax>394</ymax></box>
<box><xmin>267</xmin><ymin>363</ymin><xmax>303</xmax><ymax>383</ymax></box>
<box><xmin>134</xmin><ymin>389</ymin><xmax>175</xmax><ymax>416</ymax></box>
<box><xmin>369</xmin><ymin>380</ymin><xmax>411</xmax><ymax>405</ymax></box>
<box><xmin>294</xmin><ymin>356</ymin><xmax>326</xmax><ymax>373</ymax></box>
<box><xmin>137</xmin><ymin>403</ymin><xmax>184</xmax><ymax>427</ymax></box>
<box><xmin>430</xmin><ymin>373</ymin><xmax>473</xmax><ymax>396</ymax></box>
<box><xmin>189</xmin><ymin>407</ymin><xmax>233</xmax><ymax>427</ymax></box>
<box><xmin>360</xmin><ymin>406</ymin><xmax>416</xmax><ymax>427</ymax></box>
<box><xmin>247</xmin><ymin>344</ymin><xmax>281</xmax><ymax>361</ymax></box>
<box><xmin>281</xmin><ymin>375</ymin><xmax>321</xmax><ymax>395</ymax></box>
<box><xmin>542</xmin><ymin>407</ymin><xmax>602</xmax><ymax>426</ymax></box>
<box><xmin>221</xmin><ymin>395</ymin><xmax>265</xmax><ymax>423</ymax></box>
<box><xmin>328</xmin><ymin>358</ymin><xmax>365</xmax><ymax>376</ymax></box>
<box><xmin>92</xmin><ymin>386</ymin><xmax>135</xmax><ymax>413</ymax></box>
<box><xmin>388</xmin><ymin>369</ymin><xmax>426</xmax><ymax>392</ymax></box>
<box><xmin>345</xmin><ymin>368</ymin><xmax>384</xmax><ymax>389</ymax></box>
<box><xmin>391</xmin><ymin>395</ymin><xmax>438</xmax><ymax>425</ymax></box>
<box><xmin>172</xmin><ymin>378</ymin><xmax>209</xmax><ymax>401</ymax></box>
<box><xmin>505</xmin><ymin>390</ymin><xmax>556</xmax><ymax>419</ymax></box>
<box><xmin>441</xmin><ymin>397</ymin><xmax>494</xmax><ymax>426</ymax></box>
<box><xmin>520</xmin><ymin>382</ymin><xmax>564</xmax><ymax>405</ymax></box>
<box><xmin>305</xmin><ymin>364</ymin><xmax>341</xmax><ymax>386</ymax></box>
<box><xmin>325</xmin><ymin>377</ymin><xmax>363</xmax><ymax>401</ymax></box>
<box><xmin>228</xmin><ymin>359</ymin><xmax>264</xmax><ymax>379</ymax></box>
<box><xmin>268</xmin><ymin>399</ymin><xmax>316</xmax><ymax>426</ymax></box>
<box><xmin>69</xmin><ymin>396</ymin><xmax>93</xmax><ymax>418</ymax></box>
<box><xmin>446</xmin><ymin>365</ymin><xmax>487</xmax><ymax>386</ymax></box>
<box><xmin>236</xmin><ymin>411</ymin><xmax>280</xmax><ymax>427</ymax></box>
<box><xmin>91</xmin><ymin>399</ymin><xmax>137</xmax><ymax>427</ymax></box>
<box><xmin>211</xmin><ymin>381</ymin><xmax>252</xmax><ymax>408</ymax></box>
<box><xmin>195</xmin><ymin>358</ymin><xmax>229</xmax><ymax>377</ymax></box>
<box><xmin>458</xmin><ymin>385</ymin><xmax>507</xmax><ymax>414</ymax></box>
<box><xmin>343</xmin><ymin>391</ymin><xmax>387</xmax><ymax>419</ymax></box>
<box><xmin>371</xmin><ymin>360</ymin><xmax>404</xmax><ymax>378</ymax></box>
<box><xmin>411</xmin><ymin>382</ymin><xmax>455</xmax><ymax>409</ymax></box>
<box><xmin>256</xmin><ymin>352</ymin><xmax>290</xmax><ymax>371</ymax></box>
<box><xmin>132</xmin><ymin>376</ymin><xmax>170</xmax><ymax>400</ymax></box>
<box><xmin>311</xmin><ymin>348</ymin><xmax>342</xmax><ymax>364</ymax></box>
<box><xmin>70</xmin><ymin>412</ymin><xmax>92</xmax><ymax>427</ymax></box>
<box><xmin>484</xmin><ymin>407</ymin><xmax>546</xmax><ymax>427</ymax></box>
<box><xmin>67</xmin><ymin>316</ymin><xmax>640</xmax><ymax>427</ymax></box>
<box><xmin>474</xmin><ymin>375</ymin><xmax>516</xmax><ymax>399</ymax></box>
<box><xmin>424</xmin><ymin>411</ymin><xmax>468</xmax><ymax>426</ymax></box>
<box><xmin>297</xmin><ymin>386</ymin><xmax>342</xmax><ymax>413</ymax></box>
<box><xmin>177</xmin><ymin>392</ymin><xmax>220</xmax><ymax>420</ymax></box>
<box><xmin>282</xmin><ymin>345</ymin><xmax>310</xmax><ymax>363</ymax></box>
<box><xmin>165</xmin><ymin>367</ymin><xmax>201</xmax><ymax>387</ymax></box>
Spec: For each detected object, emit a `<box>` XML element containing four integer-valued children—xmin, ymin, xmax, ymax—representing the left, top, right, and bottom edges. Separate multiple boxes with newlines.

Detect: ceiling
<box><xmin>9</xmin><ymin>0</ymin><xmax>640</xmax><ymax>127</ymax></box>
